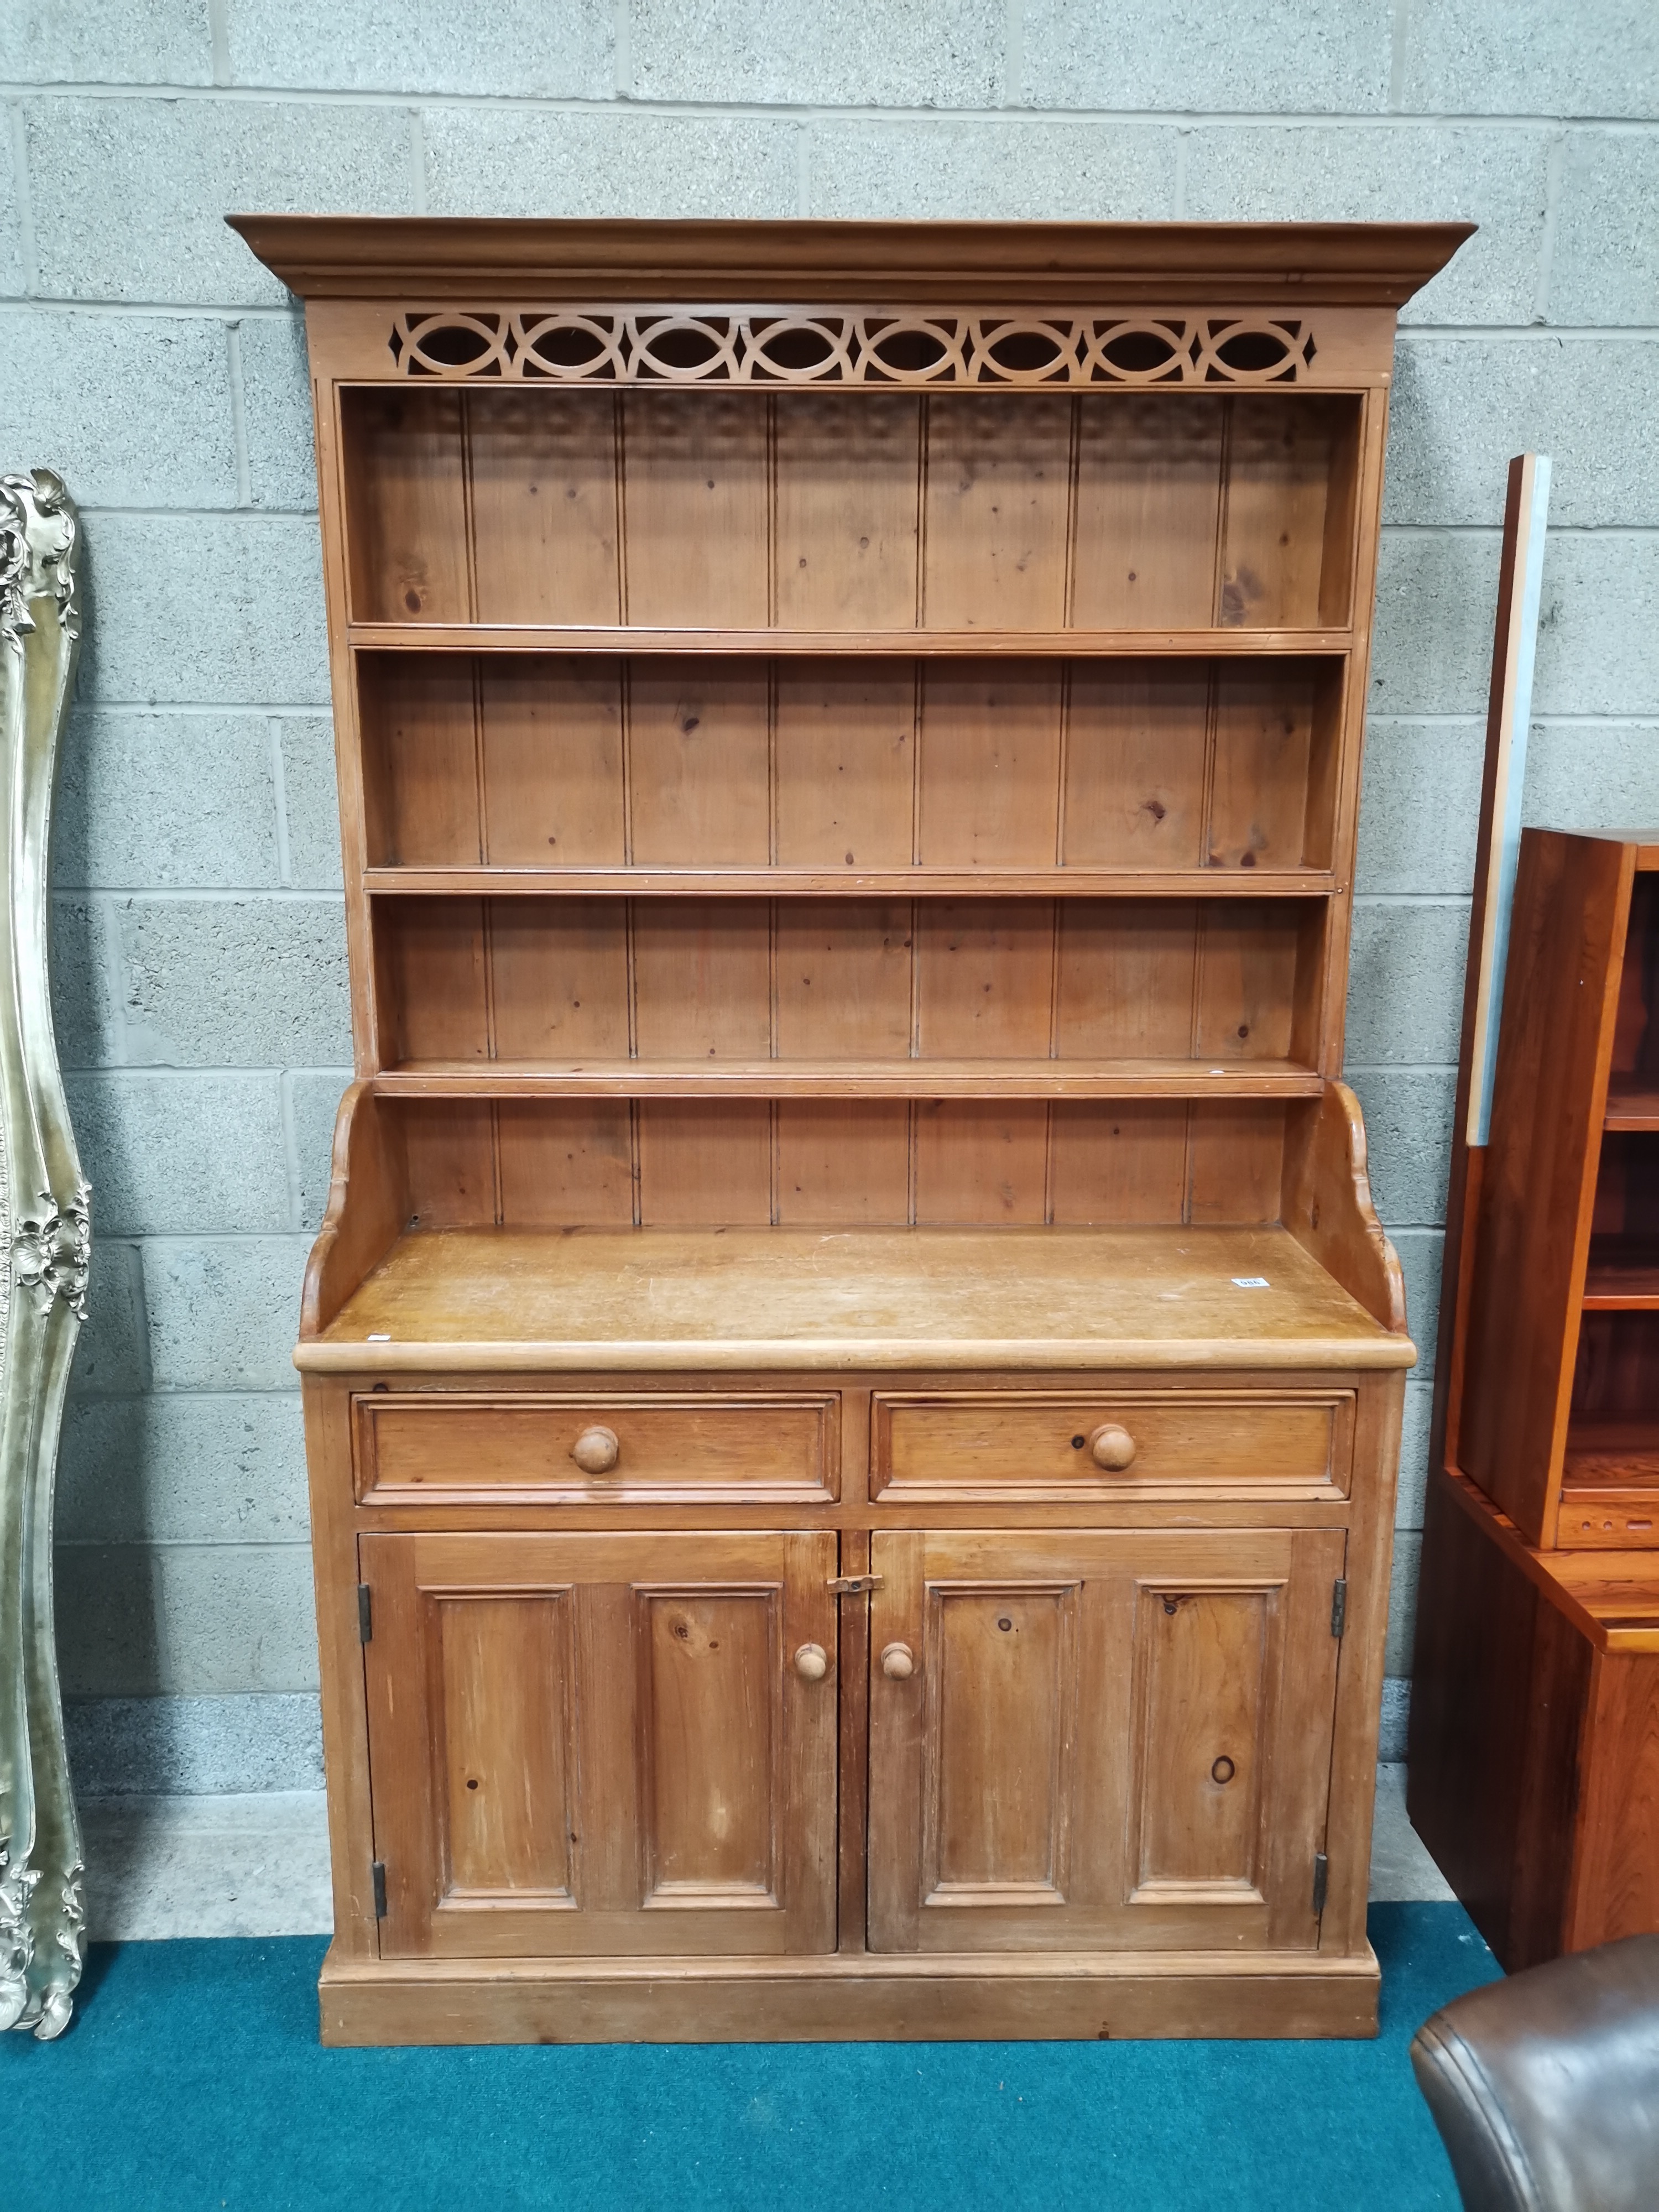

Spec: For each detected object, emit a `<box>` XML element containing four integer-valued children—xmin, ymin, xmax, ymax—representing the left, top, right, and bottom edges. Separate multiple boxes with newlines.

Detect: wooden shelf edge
<box><xmin>369</xmin><ymin>1060</ymin><xmax>1327</xmax><ymax>1100</ymax></box>
<box><xmin>364</xmin><ymin>868</ymin><xmax>1339</xmax><ymax>900</ymax></box>
<box><xmin>1603</xmin><ymin>1092</ymin><xmax>1659</xmax><ymax>1130</ymax></box>
<box><xmin>348</xmin><ymin>623</ymin><xmax>1354</xmax><ymax>659</ymax></box>
<box><xmin>296</xmin><ymin>1335</ymin><xmax>1416</xmax><ymax>1375</ymax></box>
<box><xmin>1438</xmin><ymin>1466</ymin><xmax>1659</xmax><ymax>1648</ymax></box>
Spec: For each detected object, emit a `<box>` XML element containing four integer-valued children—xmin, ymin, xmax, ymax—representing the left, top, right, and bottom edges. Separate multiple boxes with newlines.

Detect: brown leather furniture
<box><xmin>1411</xmin><ymin>1935</ymin><xmax>1659</xmax><ymax>2210</ymax></box>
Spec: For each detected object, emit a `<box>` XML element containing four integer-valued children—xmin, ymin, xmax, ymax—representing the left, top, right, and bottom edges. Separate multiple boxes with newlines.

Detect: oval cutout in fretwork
<box><xmin>979</xmin><ymin>324</ymin><xmax>1072</xmax><ymax>377</ymax></box>
<box><xmin>1096</xmin><ymin>325</ymin><xmax>1184</xmax><ymax>376</ymax></box>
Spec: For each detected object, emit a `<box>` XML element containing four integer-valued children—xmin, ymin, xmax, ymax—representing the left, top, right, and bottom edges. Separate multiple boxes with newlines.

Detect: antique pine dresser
<box><xmin>232</xmin><ymin>216</ymin><xmax>1465</xmax><ymax>2044</ymax></box>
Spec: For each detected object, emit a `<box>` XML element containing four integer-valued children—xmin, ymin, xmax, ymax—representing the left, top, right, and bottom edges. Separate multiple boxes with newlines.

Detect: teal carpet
<box><xmin>4</xmin><ymin>1904</ymin><xmax>1495</xmax><ymax>2210</ymax></box>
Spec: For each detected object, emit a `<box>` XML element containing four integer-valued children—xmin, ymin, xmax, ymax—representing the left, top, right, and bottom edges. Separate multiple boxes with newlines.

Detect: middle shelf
<box><xmin>365</xmin><ymin>868</ymin><xmax>1340</xmax><ymax>899</ymax></box>
<box><xmin>373</xmin><ymin>1058</ymin><xmax>1323</xmax><ymax>1099</ymax></box>
<box><xmin>353</xmin><ymin>651</ymin><xmax>1349</xmax><ymax>881</ymax></box>
<box><xmin>369</xmin><ymin>894</ymin><xmax>1333</xmax><ymax>1082</ymax></box>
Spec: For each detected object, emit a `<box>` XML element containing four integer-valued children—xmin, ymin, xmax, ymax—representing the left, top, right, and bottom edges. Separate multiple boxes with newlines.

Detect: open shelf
<box><xmin>349</xmin><ymin>624</ymin><xmax>1355</xmax><ymax>658</ymax></box>
<box><xmin>373</xmin><ymin>1057</ymin><xmax>1324</xmax><ymax>1100</ymax></box>
<box><xmin>372</xmin><ymin>895</ymin><xmax>1329</xmax><ymax>1080</ymax></box>
<box><xmin>1563</xmin><ymin>1418</ymin><xmax>1659</xmax><ymax>1491</ymax></box>
<box><xmin>355</xmin><ymin>652</ymin><xmax>1345</xmax><ymax>880</ymax></box>
<box><xmin>1585</xmin><ymin>1133</ymin><xmax>1659</xmax><ymax>1306</ymax></box>
<box><xmin>364</xmin><ymin>867</ymin><xmax>1342</xmax><ymax>900</ymax></box>
<box><xmin>1603</xmin><ymin>1082</ymin><xmax>1659</xmax><ymax>1131</ymax></box>
<box><xmin>341</xmin><ymin>385</ymin><xmax>1364</xmax><ymax>635</ymax></box>
<box><xmin>1584</xmin><ymin>1244</ymin><xmax>1659</xmax><ymax>1308</ymax></box>
<box><xmin>1563</xmin><ymin>1312</ymin><xmax>1659</xmax><ymax>1535</ymax></box>
<box><xmin>1561</xmin><ymin>1406</ymin><xmax>1659</xmax><ymax>1546</ymax></box>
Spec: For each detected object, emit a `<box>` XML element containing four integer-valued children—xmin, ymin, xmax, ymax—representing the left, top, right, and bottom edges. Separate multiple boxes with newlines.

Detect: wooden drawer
<box><xmin>871</xmin><ymin>1391</ymin><xmax>1352</xmax><ymax>1504</ymax></box>
<box><xmin>354</xmin><ymin>1394</ymin><xmax>838</xmax><ymax>1506</ymax></box>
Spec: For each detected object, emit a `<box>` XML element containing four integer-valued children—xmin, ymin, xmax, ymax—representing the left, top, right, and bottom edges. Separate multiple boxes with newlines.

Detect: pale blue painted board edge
<box><xmin>1471</xmin><ymin>455</ymin><xmax>1552</xmax><ymax>1148</ymax></box>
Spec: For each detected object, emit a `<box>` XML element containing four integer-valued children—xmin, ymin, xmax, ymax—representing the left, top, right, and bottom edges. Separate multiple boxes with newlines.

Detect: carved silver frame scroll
<box><xmin>0</xmin><ymin>471</ymin><xmax>89</xmax><ymax>2039</ymax></box>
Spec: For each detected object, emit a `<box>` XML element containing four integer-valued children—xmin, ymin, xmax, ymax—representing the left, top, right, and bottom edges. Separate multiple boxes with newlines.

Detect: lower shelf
<box><xmin>318</xmin><ymin>1942</ymin><xmax>1381</xmax><ymax>2046</ymax></box>
<box><xmin>374</xmin><ymin>1057</ymin><xmax>1324</xmax><ymax>1100</ymax></box>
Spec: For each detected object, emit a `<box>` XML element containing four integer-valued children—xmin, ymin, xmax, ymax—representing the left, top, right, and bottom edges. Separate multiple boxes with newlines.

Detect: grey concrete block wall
<box><xmin>1</xmin><ymin>3</ymin><xmax>1655</xmax><ymax>1794</ymax></box>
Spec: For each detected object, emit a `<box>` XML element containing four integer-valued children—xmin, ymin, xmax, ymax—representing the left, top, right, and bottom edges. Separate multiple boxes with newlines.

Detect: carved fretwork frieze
<box><xmin>387</xmin><ymin>309</ymin><xmax>1321</xmax><ymax>387</ymax></box>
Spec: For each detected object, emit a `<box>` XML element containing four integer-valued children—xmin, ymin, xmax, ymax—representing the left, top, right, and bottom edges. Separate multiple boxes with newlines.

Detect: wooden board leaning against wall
<box><xmin>229</xmin><ymin>216</ymin><xmax>1468</xmax><ymax>2043</ymax></box>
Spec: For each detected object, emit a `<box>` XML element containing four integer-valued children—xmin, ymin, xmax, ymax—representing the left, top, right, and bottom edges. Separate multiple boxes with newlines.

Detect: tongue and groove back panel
<box><xmin>341</xmin><ymin>388</ymin><xmax>1358</xmax><ymax>632</ymax></box>
<box><xmin>335</xmin><ymin>375</ymin><xmax>1361</xmax><ymax>1232</ymax></box>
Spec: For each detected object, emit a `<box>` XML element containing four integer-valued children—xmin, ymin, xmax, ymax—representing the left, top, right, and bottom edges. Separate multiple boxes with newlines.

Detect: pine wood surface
<box><xmin>234</xmin><ymin>215</ymin><xmax>1441</xmax><ymax>2043</ymax></box>
<box><xmin>362</xmin><ymin>871</ymin><xmax>1340</xmax><ymax>897</ymax></box>
<box><xmin>370</xmin><ymin>1061</ymin><xmax>1324</xmax><ymax>1098</ymax></box>
<box><xmin>316</xmin><ymin>1942</ymin><xmax>1383</xmax><ymax>2046</ymax></box>
<box><xmin>298</xmin><ymin>1223</ymin><xmax>1412</xmax><ymax>1374</ymax></box>
<box><xmin>228</xmin><ymin>215</ymin><xmax>1471</xmax><ymax>307</ymax></box>
<box><xmin>363</xmin><ymin>1528</ymin><xmax>839</xmax><ymax>1959</ymax></box>
<box><xmin>865</xmin><ymin>1526</ymin><xmax>1344</xmax><ymax>1955</ymax></box>
<box><xmin>349</xmin><ymin>626</ymin><xmax>1357</xmax><ymax>654</ymax></box>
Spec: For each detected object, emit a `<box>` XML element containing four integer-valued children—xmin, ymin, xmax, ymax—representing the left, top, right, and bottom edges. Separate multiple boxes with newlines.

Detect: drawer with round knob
<box><xmin>870</xmin><ymin>1390</ymin><xmax>1353</xmax><ymax>1504</ymax></box>
<box><xmin>354</xmin><ymin>1393</ymin><xmax>838</xmax><ymax>1506</ymax></box>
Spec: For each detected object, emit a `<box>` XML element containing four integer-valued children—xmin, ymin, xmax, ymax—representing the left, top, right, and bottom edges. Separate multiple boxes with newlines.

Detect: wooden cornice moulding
<box><xmin>227</xmin><ymin>215</ymin><xmax>1475</xmax><ymax>309</ymax></box>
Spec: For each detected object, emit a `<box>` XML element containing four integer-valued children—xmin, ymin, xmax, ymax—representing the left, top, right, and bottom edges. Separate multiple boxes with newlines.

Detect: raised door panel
<box><xmin>1130</xmin><ymin>1585</ymin><xmax>1272</xmax><ymax>1905</ymax></box>
<box><xmin>925</xmin><ymin>1579</ymin><xmax>1078</xmax><ymax>1912</ymax></box>
<box><xmin>362</xmin><ymin>1530</ymin><xmax>837</xmax><ymax>1958</ymax></box>
<box><xmin>867</xmin><ymin>1528</ymin><xmax>1344</xmax><ymax>1954</ymax></box>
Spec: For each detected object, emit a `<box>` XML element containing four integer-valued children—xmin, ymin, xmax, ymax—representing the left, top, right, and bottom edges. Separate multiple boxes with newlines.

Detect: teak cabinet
<box><xmin>232</xmin><ymin>216</ymin><xmax>1465</xmax><ymax>2044</ymax></box>
<box><xmin>1412</xmin><ymin>830</ymin><xmax>1659</xmax><ymax>1967</ymax></box>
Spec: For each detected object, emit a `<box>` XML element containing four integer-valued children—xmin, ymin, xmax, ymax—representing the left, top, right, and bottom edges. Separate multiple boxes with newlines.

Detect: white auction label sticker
<box><xmin>1231</xmin><ymin>1277</ymin><xmax>1270</xmax><ymax>1288</ymax></box>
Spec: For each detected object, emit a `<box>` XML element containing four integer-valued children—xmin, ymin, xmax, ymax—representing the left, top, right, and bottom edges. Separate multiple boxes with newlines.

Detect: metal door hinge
<box><xmin>1330</xmin><ymin>1579</ymin><xmax>1347</xmax><ymax>1639</ymax></box>
<box><xmin>371</xmin><ymin>1861</ymin><xmax>387</xmax><ymax>1919</ymax></box>
<box><xmin>357</xmin><ymin>1583</ymin><xmax>373</xmax><ymax>1643</ymax></box>
<box><xmin>827</xmin><ymin>1574</ymin><xmax>883</xmax><ymax>1597</ymax></box>
<box><xmin>1312</xmin><ymin>1852</ymin><xmax>1329</xmax><ymax>1917</ymax></box>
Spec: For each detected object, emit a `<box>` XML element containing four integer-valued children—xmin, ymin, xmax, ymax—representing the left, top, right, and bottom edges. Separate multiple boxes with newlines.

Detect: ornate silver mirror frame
<box><xmin>0</xmin><ymin>469</ymin><xmax>89</xmax><ymax>2039</ymax></box>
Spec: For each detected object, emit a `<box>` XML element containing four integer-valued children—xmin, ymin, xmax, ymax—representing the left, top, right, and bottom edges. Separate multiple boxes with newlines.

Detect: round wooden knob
<box><xmin>880</xmin><ymin>1642</ymin><xmax>915</xmax><ymax>1681</ymax></box>
<box><xmin>794</xmin><ymin>1643</ymin><xmax>828</xmax><ymax>1682</ymax></box>
<box><xmin>570</xmin><ymin>1424</ymin><xmax>619</xmax><ymax>1475</ymax></box>
<box><xmin>1089</xmin><ymin>1423</ymin><xmax>1137</xmax><ymax>1471</ymax></box>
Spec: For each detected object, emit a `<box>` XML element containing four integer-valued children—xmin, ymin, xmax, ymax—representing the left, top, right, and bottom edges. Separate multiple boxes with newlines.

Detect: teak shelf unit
<box><xmin>234</xmin><ymin>216</ymin><xmax>1461</xmax><ymax>2045</ymax></box>
<box><xmin>1412</xmin><ymin>830</ymin><xmax>1659</xmax><ymax>1968</ymax></box>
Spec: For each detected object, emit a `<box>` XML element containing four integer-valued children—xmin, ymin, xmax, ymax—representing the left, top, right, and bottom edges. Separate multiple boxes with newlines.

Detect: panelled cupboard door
<box><xmin>361</xmin><ymin>1531</ymin><xmax>837</xmax><ymax>1959</ymax></box>
<box><xmin>867</xmin><ymin>1530</ymin><xmax>1345</xmax><ymax>1954</ymax></box>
